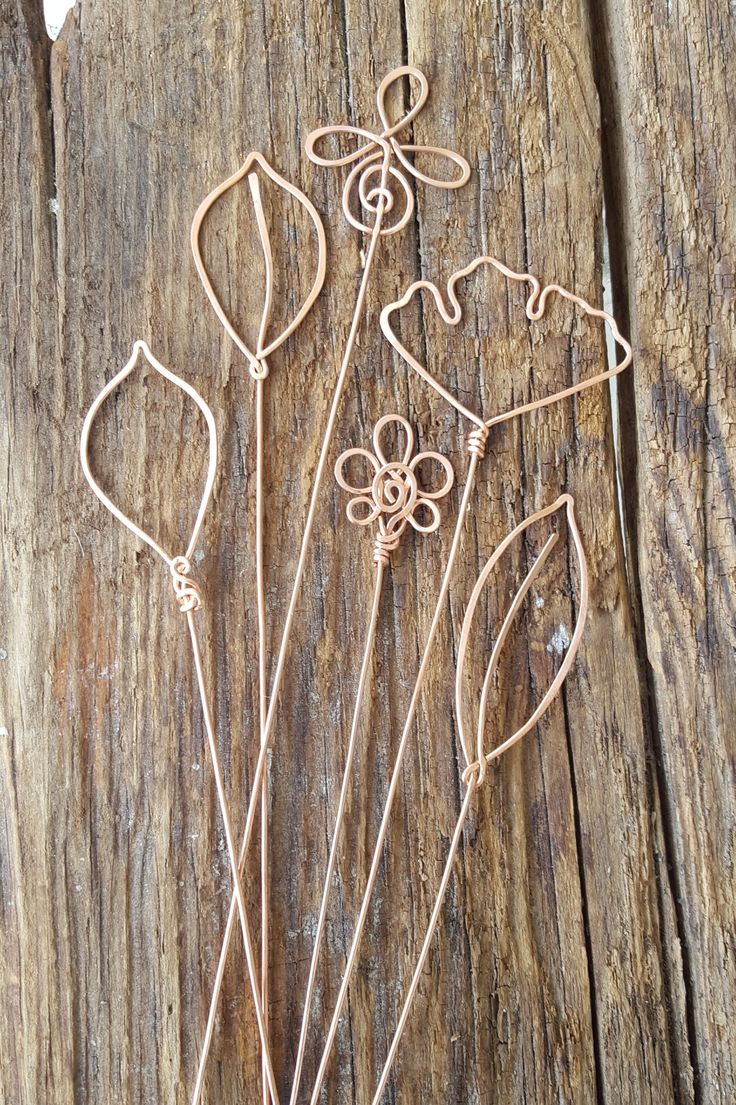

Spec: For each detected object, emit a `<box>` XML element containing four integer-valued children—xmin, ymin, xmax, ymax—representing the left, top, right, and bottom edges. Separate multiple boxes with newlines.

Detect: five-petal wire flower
<box><xmin>335</xmin><ymin>415</ymin><xmax>454</xmax><ymax>565</ymax></box>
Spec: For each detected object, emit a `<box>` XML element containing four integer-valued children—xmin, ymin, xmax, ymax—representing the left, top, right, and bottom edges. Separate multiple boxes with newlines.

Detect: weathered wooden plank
<box><xmin>594</xmin><ymin>1</ymin><xmax>736</xmax><ymax>1102</ymax></box>
<box><xmin>0</xmin><ymin>1</ymin><xmax>719</xmax><ymax>1103</ymax></box>
<box><xmin>0</xmin><ymin>4</ymin><xmax>69</xmax><ymax>1104</ymax></box>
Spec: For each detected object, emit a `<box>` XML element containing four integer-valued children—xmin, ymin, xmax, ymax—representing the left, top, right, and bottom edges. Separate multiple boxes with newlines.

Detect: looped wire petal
<box><xmin>346</xmin><ymin>495</ymin><xmax>381</xmax><ymax>527</ymax></box>
<box><xmin>373</xmin><ymin>413</ymin><xmax>414</xmax><ymax>467</ymax></box>
<box><xmin>409</xmin><ymin>450</ymin><xmax>455</xmax><ymax>499</ymax></box>
<box><xmin>306</xmin><ymin>65</ymin><xmax>470</xmax><ymax>239</ymax></box>
<box><xmin>335</xmin><ymin>415</ymin><xmax>453</xmax><ymax>566</ymax></box>
<box><xmin>407</xmin><ymin>497</ymin><xmax>441</xmax><ymax>534</ymax></box>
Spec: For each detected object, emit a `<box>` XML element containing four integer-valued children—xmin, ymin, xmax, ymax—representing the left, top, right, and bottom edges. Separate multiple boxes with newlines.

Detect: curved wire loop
<box><xmin>335</xmin><ymin>414</ymin><xmax>454</xmax><ymax>565</ymax></box>
<box><xmin>79</xmin><ymin>339</ymin><xmax>217</xmax><ymax>583</ymax></box>
<box><xmin>380</xmin><ymin>255</ymin><xmax>633</xmax><ymax>438</ymax></box>
<box><xmin>456</xmin><ymin>494</ymin><xmax>589</xmax><ymax>785</ymax></box>
<box><xmin>306</xmin><ymin>65</ymin><xmax>470</xmax><ymax>236</ymax></box>
<box><xmin>191</xmin><ymin>151</ymin><xmax>327</xmax><ymax>378</ymax></box>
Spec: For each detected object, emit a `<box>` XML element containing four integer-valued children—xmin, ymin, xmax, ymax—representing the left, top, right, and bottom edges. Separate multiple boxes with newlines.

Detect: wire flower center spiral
<box><xmin>335</xmin><ymin>414</ymin><xmax>454</xmax><ymax>567</ymax></box>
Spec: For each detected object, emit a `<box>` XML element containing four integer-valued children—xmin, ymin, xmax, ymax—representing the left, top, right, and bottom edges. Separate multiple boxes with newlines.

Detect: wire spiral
<box><xmin>170</xmin><ymin>555</ymin><xmax>203</xmax><ymax>613</ymax></box>
<box><xmin>306</xmin><ymin>66</ymin><xmax>470</xmax><ymax>237</ymax></box>
<box><xmin>335</xmin><ymin>414</ymin><xmax>454</xmax><ymax>566</ymax></box>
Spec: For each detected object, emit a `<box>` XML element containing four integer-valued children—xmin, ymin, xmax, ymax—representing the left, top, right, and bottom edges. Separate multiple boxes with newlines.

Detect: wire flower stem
<box><xmin>369</xmin><ymin>528</ymin><xmax>562</xmax><ymax>1103</ymax></box>
<box><xmin>190</xmin><ymin>156</ymin><xmax>326</xmax><ymax>1105</ymax></box>
<box><xmin>256</xmin><ymin>374</ymin><xmax>271</xmax><ymax>1105</ymax></box>
<box><xmin>196</xmin><ymin>169</ymin><xmax>390</xmax><ymax>1096</ymax></box>
<box><xmin>79</xmin><ymin>342</ymin><xmax>280</xmax><ymax>1105</ymax></box>
<box><xmin>289</xmin><ymin>558</ymin><xmax>385</xmax><ymax>1105</ymax></box>
<box><xmin>186</xmin><ymin>609</ymin><xmax>281</xmax><ymax>1105</ymax></box>
<box><xmin>200</xmin><ymin>70</ymin><xmax>469</xmax><ymax>1093</ymax></box>
<box><xmin>308</xmin><ymin>445</ymin><xmax>481</xmax><ymax>1105</ymax></box>
<box><xmin>291</xmin><ymin>414</ymin><xmax>454</xmax><ymax>1104</ymax></box>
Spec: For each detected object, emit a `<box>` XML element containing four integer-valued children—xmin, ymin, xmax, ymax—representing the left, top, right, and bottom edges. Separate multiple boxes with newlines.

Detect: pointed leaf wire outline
<box><xmin>190</xmin><ymin>151</ymin><xmax>327</xmax><ymax>371</ymax></box>
<box><xmin>455</xmin><ymin>494</ymin><xmax>589</xmax><ymax>780</ymax></box>
<box><xmin>79</xmin><ymin>339</ymin><xmax>218</xmax><ymax>568</ymax></box>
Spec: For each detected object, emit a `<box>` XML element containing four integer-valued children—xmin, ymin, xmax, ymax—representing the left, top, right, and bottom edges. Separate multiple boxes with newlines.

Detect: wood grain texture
<box><xmin>593</xmin><ymin>1</ymin><xmax>736</xmax><ymax>1102</ymax></box>
<box><xmin>0</xmin><ymin>1</ymin><xmax>732</xmax><ymax>1104</ymax></box>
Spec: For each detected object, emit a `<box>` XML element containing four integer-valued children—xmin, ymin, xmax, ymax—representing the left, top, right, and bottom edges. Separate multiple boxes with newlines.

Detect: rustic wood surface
<box><xmin>1</xmin><ymin>1</ymin><xmax>733</xmax><ymax>1103</ymax></box>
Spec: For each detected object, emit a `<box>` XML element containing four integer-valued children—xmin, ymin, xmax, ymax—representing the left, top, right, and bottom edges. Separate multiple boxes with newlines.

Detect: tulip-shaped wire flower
<box><xmin>371</xmin><ymin>494</ymin><xmax>589</xmax><ymax>1104</ymax></box>
<box><xmin>79</xmin><ymin>342</ymin><xmax>279</xmax><ymax>1105</ymax></box>
<box><xmin>291</xmin><ymin>415</ymin><xmax>453</xmax><ymax>1101</ymax></box>
<box><xmin>190</xmin><ymin>152</ymin><xmax>326</xmax><ymax>1105</ymax></box>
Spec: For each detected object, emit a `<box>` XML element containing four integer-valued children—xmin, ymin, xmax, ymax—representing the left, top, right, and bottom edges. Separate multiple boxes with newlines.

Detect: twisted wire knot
<box><xmin>171</xmin><ymin>555</ymin><xmax>203</xmax><ymax>613</ymax></box>
<box><xmin>373</xmin><ymin>527</ymin><xmax>402</xmax><ymax>566</ymax></box>
<box><xmin>248</xmin><ymin>356</ymin><xmax>269</xmax><ymax>381</ymax></box>
<box><xmin>467</xmin><ymin>425</ymin><xmax>489</xmax><ymax>459</ymax></box>
<box><xmin>461</xmin><ymin>757</ymin><xmax>487</xmax><ymax>789</ymax></box>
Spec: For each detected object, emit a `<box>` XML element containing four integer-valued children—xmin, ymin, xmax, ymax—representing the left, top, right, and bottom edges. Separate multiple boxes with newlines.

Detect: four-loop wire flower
<box><xmin>335</xmin><ymin>414</ymin><xmax>454</xmax><ymax>564</ymax></box>
<box><xmin>306</xmin><ymin>65</ymin><xmax>470</xmax><ymax>236</ymax></box>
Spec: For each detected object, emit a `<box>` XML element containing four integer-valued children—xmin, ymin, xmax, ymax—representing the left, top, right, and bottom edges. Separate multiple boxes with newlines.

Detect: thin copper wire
<box><xmin>379</xmin><ymin>254</ymin><xmax>633</xmax><ymax>430</ymax></box>
<box><xmin>79</xmin><ymin>341</ymin><xmax>280</xmax><ymax>1105</ymax></box>
<box><xmin>190</xmin><ymin>154</ymin><xmax>326</xmax><ymax>1105</ymax></box>
<box><xmin>309</xmin><ymin>262</ymin><xmax>631</xmax><ymax>1102</ymax></box>
<box><xmin>369</xmin><ymin>495</ymin><xmax>589</xmax><ymax>1103</ymax></box>
<box><xmin>307</xmin><ymin>448</ymin><xmax>481</xmax><ymax>1105</ymax></box>
<box><xmin>198</xmin><ymin>65</ymin><xmax>470</xmax><ymax>1098</ymax></box>
<box><xmin>305</xmin><ymin>66</ymin><xmax>470</xmax><ymax>236</ymax></box>
<box><xmin>288</xmin><ymin>416</ymin><xmax>453</xmax><ymax>1105</ymax></box>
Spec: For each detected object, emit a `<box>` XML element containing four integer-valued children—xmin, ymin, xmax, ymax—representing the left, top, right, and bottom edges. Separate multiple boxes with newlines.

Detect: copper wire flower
<box><xmin>335</xmin><ymin>414</ymin><xmax>454</xmax><ymax>564</ymax></box>
<box><xmin>306</xmin><ymin>66</ymin><xmax>470</xmax><ymax>237</ymax></box>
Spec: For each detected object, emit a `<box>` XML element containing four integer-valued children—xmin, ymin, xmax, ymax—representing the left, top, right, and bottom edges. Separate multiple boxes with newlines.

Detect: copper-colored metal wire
<box><xmin>288</xmin><ymin>417</ymin><xmax>453</xmax><ymax>1105</ymax></box>
<box><xmin>190</xmin><ymin>155</ymin><xmax>327</xmax><ymax>1105</ymax></box>
<box><xmin>305</xmin><ymin>66</ymin><xmax>470</xmax><ymax>236</ymax></box>
<box><xmin>79</xmin><ymin>341</ymin><xmax>280</xmax><ymax>1105</ymax></box>
<box><xmin>380</xmin><ymin>254</ymin><xmax>633</xmax><ymax>430</ymax></box>
<box><xmin>370</xmin><ymin>495</ymin><xmax>588</xmax><ymax>1103</ymax></box>
<box><xmin>307</xmin><ymin>445</ymin><xmax>481</xmax><ymax>1105</ymax></box>
<box><xmin>310</xmin><ymin>262</ymin><xmax>631</xmax><ymax>1102</ymax></box>
<box><xmin>196</xmin><ymin>65</ymin><xmax>470</xmax><ymax>1100</ymax></box>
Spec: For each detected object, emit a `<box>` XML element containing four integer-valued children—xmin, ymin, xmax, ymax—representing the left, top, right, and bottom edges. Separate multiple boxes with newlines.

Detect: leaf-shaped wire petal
<box><xmin>79</xmin><ymin>340</ymin><xmax>218</xmax><ymax>569</ymax></box>
<box><xmin>455</xmin><ymin>494</ymin><xmax>588</xmax><ymax>783</ymax></box>
<box><xmin>380</xmin><ymin>256</ymin><xmax>633</xmax><ymax>433</ymax></box>
<box><xmin>191</xmin><ymin>151</ymin><xmax>327</xmax><ymax>374</ymax></box>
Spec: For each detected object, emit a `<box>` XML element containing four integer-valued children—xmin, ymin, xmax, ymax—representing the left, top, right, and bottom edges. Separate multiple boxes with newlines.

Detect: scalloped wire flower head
<box><xmin>379</xmin><ymin>254</ymin><xmax>633</xmax><ymax>446</ymax></box>
<box><xmin>369</xmin><ymin>494</ymin><xmax>589</xmax><ymax>1105</ymax></box>
<box><xmin>79</xmin><ymin>341</ymin><xmax>280</xmax><ymax>1105</ymax></box>
<box><xmin>306</xmin><ymin>65</ymin><xmax>470</xmax><ymax>236</ymax></box>
<box><xmin>335</xmin><ymin>414</ymin><xmax>454</xmax><ymax>565</ymax></box>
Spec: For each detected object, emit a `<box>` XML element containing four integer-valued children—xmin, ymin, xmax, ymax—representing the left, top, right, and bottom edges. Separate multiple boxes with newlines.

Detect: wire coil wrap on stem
<box><xmin>170</xmin><ymin>555</ymin><xmax>203</xmax><ymax>613</ymax></box>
